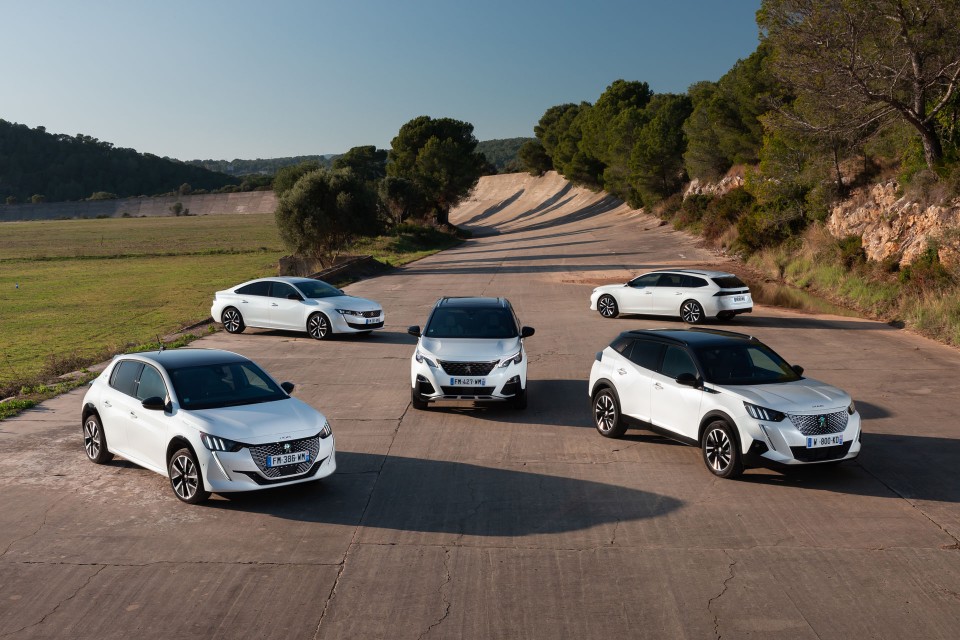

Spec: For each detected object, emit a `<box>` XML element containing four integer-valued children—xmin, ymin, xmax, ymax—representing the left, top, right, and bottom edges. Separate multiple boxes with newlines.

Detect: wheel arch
<box><xmin>698</xmin><ymin>410</ymin><xmax>740</xmax><ymax>448</ymax></box>
<box><xmin>591</xmin><ymin>378</ymin><xmax>621</xmax><ymax>404</ymax></box>
<box><xmin>82</xmin><ymin>402</ymin><xmax>99</xmax><ymax>423</ymax></box>
<box><xmin>166</xmin><ymin>435</ymin><xmax>197</xmax><ymax>466</ymax></box>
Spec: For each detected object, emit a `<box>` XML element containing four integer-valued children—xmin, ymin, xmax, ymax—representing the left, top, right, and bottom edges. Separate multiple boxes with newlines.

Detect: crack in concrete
<box><xmin>417</xmin><ymin>546</ymin><xmax>453</xmax><ymax>640</ymax></box>
<box><xmin>706</xmin><ymin>552</ymin><xmax>736</xmax><ymax>640</ymax></box>
<box><xmin>0</xmin><ymin>494</ymin><xmax>69</xmax><ymax>560</ymax></box>
<box><xmin>0</xmin><ymin>564</ymin><xmax>106</xmax><ymax>638</ymax></box>
<box><xmin>7</xmin><ymin>559</ymin><xmax>342</xmax><ymax>568</ymax></box>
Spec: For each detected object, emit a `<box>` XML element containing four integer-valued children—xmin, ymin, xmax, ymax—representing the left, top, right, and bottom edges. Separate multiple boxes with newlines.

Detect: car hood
<box><xmin>420</xmin><ymin>336</ymin><xmax>521</xmax><ymax>360</ymax></box>
<box><xmin>717</xmin><ymin>378</ymin><xmax>851</xmax><ymax>412</ymax></box>
<box><xmin>592</xmin><ymin>284</ymin><xmax>628</xmax><ymax>295</ymax></box>
<box><xmin>313</xmin><ymin>294</ymin><xmax>381</xmax><ymax>312</ymax></box>
<box><xmin>182</xmin><ymin>398</ymin><xmax>326</xmax><ymax>445</ymax></box>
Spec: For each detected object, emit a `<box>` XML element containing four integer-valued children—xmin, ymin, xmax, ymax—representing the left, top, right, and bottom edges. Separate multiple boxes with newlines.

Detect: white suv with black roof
<box><xmin>408</xmin><ymin>297</ymin><xmax>535</xmax><ymax>410</ymax></box>
<box><xmin>590</xmin><ymin>269</ymin><xmax>752</xmax><ymax>323</ymax></box>
<box><xmin>588</xmin><ymin>329</ymin><xmax>861</xmax><ymax>478</ymax></box>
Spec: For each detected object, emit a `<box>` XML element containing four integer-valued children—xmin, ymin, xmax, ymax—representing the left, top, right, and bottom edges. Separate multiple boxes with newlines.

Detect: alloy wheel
<box><xmin>681</xmin><ymin>301</ymin><xmax>703</xmax><ymax>323</ymax></box>
<box><xmin>308</xmin><ymin>314</ymin><xmax>329</xmax><ymax>339</ymax></box>
<box><xmin>83</xmin><ymin>419</ymin><xmax>101</xmax><ymax>459</ymax></box>
<box><xmin>704</xmin><ymin>427</ymin><xmax>732</xmax><ymax>472</ymax></box>
<box><xmin>595</xmin><ymin>393</ymin><xmax>618</xmax><ymax>432</ymax></box>
<box><xmin>170</xmin><ymin>453</ymin><xmax>200</xmax><ymax>501</ymax></box>
<box><xmin>223</xmin><ymin>309</ymin><xmax>242</xmax><ymax>333</ymax></box>
<box><xmin>598</xmin><ymin>296</ymin><xmax>617</xmax><ymax>318</ymax></box>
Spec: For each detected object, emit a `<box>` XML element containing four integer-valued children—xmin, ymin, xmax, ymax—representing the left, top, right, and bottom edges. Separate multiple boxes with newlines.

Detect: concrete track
<box><xmin>2</xmin><ymin>172</ymin><xmax>960</xmax><ymax>639</ymax></box>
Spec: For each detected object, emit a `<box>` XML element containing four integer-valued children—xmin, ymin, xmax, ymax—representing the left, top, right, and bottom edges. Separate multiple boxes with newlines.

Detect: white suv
<box><xmin>408</xmin><ymin>297</ymin><xmax>534</xmax><ymax>410</ymax></box>
<box><xmin>590</xmin><ymin>269</ymin><xmax>752</xmax><ymax>323</ymax></box>
<box><xmin>588</xmin><ymin>329</ymin><xmax>861</xmax><ymax>478</ymax></box>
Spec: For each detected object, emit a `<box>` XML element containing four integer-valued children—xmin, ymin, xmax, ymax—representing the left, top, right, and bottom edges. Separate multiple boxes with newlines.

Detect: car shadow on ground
<box><xmin>240</xmin><ymin>328</ymin><xmax>415</xmax><ymax>345</ymax></box>
<box><xmin>204</xmin><ymin>451</ymin><xmax>684</xmax><ymax>533</ymax></box>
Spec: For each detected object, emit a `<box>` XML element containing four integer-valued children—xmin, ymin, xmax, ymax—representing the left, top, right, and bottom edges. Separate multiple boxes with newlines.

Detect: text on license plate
<box><xmin>267</xmin><ymin>451</ymin><xmax>309</xmax><ymax>467</ymax></box>
<box><xmin>365</xmin><ymin>316</ymin><xmax>380</xmax><ymax>324</ymax></box>
<box><xmin>733</xmin><ymin>295</ymin><xmax>746</xmax><ymax>302</ymax></box>
<box><xmin>806</xmin><ymin>434</ymin><xmax>843</xmax><ymax>449</ymax></box>
<box><xmin>449</xmin><ymin>377</ymin><xmax>485</xmax><ymax>386</ymax></box>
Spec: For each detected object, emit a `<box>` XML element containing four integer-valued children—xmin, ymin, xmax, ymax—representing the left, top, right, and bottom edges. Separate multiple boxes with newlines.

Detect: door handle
<box><xmin>654</xmin><ymin>382</ymin><xmax>663</xmax><ymax>390</ymax></box>
<box><xmin>616</xmin><ymin>368</ymin><xmax>627</xmax><ymax>375</ymax></box>
<box><xmin>644</xmin><ymin>291</ymin><xmax>653</xmax><ymax>295</ymax></box>
<box><xmin>675</xmin><ymin>292</ymin><xmax>682</xmax><ymax>295</ymax></box>
<box><xmin>271</xmin><ymin>303</ymin><xmax>279</xmax><ymax>307</ymax></box>
<box><xmin>103</xmin><ymin>400</ymin><xmax>112</xmax><ymax>407</ymax></box>
<box><xmin>240</xmin><ymin>299</ymin><xmax>248</xmax><ymax>304</ymax></box>
<box><xmin>129</xmin><ymin>411</ymin><xmax>138</xmax><ymax>419</ymax></box>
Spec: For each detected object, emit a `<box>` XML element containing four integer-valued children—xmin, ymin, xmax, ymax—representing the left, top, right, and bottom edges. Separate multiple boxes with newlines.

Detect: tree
<box><xmin>273</xmin><ymin>161</ymin><xmax>321</xmax><ymax>197</ymax></box>
<box><xmin>629</xmin><ymin>94</ymin><xmax>694</xmax><ymax>204</ymax></box>
<box><xmin>5</xmin><ymin>196</ymin><xmax>17</xmax><ymax>205</ymax></box>
<box><xmin>378</xmin><ymin>176</ymin><xmax>426</xmax><ymax>227</ymax></box>
<box><xmin>758</xmin><ymin>0</ymin><xmax>960</xmax><ymax>169</ymax></box>
<box><xmin>517</xmin><ymin>140</ymin><xmax>552</xmax><ymax>176</ymax></box>
<box><xmin>30</xmin><ymin>194</ymin><xmax>45</xmax><ymax>203</ymax></box>
<box><xmin>332</xmin><ymin>145</ymin><xmax>388</xmax><ymax>183</ymax></box>
<box><xmin>387</xmin><ymin>116</ymin><xmax>486</xmax><ymax>225</ymax></box>
<box><xmin>274</xmin><ymin>169</ymin><xmax>378</xmax><ymax>267</ymax></box>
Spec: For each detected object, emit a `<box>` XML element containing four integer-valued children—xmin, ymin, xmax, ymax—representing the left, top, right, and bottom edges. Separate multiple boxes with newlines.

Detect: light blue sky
<box><xmin>1</xmin><ymin>0</ymin><xmax>762</xmax><ymax>161</ymax></box>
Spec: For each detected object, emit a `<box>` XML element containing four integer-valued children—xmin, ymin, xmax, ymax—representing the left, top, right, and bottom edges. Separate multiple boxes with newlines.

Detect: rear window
<box><xmin>712</xmin><ymin>276</ymin><xmax>747</xmax><ymax>289</ymax></box>
<box><xmin>109</xmin><ymin>360</ymin><xmax>143</xmax><ymax>397</ymax></box>
<box><xmin>236</xmin><ymin>281</ymin><xmax>270</xmax><ymax>296</ymax></box>
<box><xmin>681</xmin><ymin>275</ymin><xmax>708</xmax><ymax>288</ymax></box>
<box><xmin>625</xmin><ymin>340</ymin><xmax>665</xmax><ymax>371</ymax></box>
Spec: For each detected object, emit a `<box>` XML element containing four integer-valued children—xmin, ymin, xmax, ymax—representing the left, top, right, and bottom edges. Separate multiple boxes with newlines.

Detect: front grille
<box><xmin>347</xmin><ymin>321</ymin><xmax>384</xmax><ymax>329</ymax></box>
<box><xmin>787</xmin><ymin>411</ymin><xmax>848</xmax><ymax>436</ymax></box>
<box><xmin>790</xmin><ymin>441</ymin><xmax>852</xmax><ymax>462</ymax></box>
<box><xmin>360</xmin><ymin>310</ymin><xmax>381</xmax><ymax>318</ymax></box>
<box><xmin>438</xmin><ymin>360</ymin><xmax>498</xmax><ymax>376</ymax></box>
<box><xmin>440</xmin><ymin>386</ymin><xmax>495</xmax><ymax>397</ymax></box>
<box><xmin>248</xmin><ymin>433</ymin><xmax>321</xmax><ymax>478</ymax></box>
<box><xmin>235</xmin><ymin>457</ymin><xmax>327</xmax><ymax>485</ymax></box>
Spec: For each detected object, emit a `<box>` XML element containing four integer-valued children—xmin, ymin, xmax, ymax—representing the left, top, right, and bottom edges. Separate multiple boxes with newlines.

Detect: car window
<box><xmin>425</xmin><ymin>307</ymin><xmax>518</xmax><ymax>339</ymax></box>
<box><xmin>656</xmin><ymin>273</ymin><xmax>684</xmax><ymax>287</ymax></box>
<box><xmin>235</xmin><ymin>281</ymin><xmax>270</xmax><ymax>296</ymax></box>
<box><xmin>681</xmin><ymin>275</ymin><xmax>708</xmax><ymax>288</ymax></box>
<box><xmin>169</xmin><ymin>361</ymin><xmax>287</xmax><ymax>410</ymax></box>
<box><xmin>661</xmin><ymin>345</ymin><xmax>698</xmax><ymax>379</ymax></box>
<box><xmin>109</xmin><ymin>360</ymin><xmax>143</xmax><ymax>396</ymax></box>
<box><xmin>628</xmin><ymin>274</ymin><xmax>660</xmax><ymax>288</ymax></box>
<box><xmin>712</xmin><ymin>275</ymin><xmax>747</xmax><ymax>289</ymax></box>
<box><xmin>269</xmin><ymin>282</ymin><xmax>298</xmax><ymax>299</ymax></box>
<box><xmin>625</xmin><ymin>340</ymin><xmax>665</xmax><ymax>371</ymax></box>
<box><xmin>136</xmin><ymin>364</ymin><xmax>168</xmax><ymax>401</ymax></box>
<box><xmin>695</xmin><ymin>344</ymin><xmax>801</xmax><ymax>385</ymax></box>
<box><xmin>293</xmin><ymin>279</ymin><xmax>343</xmax><ymax>299</ymax></box>
<box><xmin>610</xmin><ymin>336</ymin><xmax>633</xmax><ymax>354</ymax></box>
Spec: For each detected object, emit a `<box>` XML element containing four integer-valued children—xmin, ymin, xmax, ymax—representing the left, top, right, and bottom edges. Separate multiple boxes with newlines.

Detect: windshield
<box><xmin>169</xmin><ymin>361</ymin><xmax>288</xmax><ymax>410</ymax></box>
<box><xmin>425</xmin><ymin>307</ymin><xmax>519</xmax><ymax>339</ymax></box>
<box><xmin>695</xmin><ymin>344</ymin><xmax>801</xmax><ymax>386</ymax></box>
<box><xmin>293</xmin><ymin>279</ymin><xmax>343</xmax><ymax>299</ymax></box>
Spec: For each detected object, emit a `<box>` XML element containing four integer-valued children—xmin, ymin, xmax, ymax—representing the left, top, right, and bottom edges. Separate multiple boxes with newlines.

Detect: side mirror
<box><xmin>287</xmin><ymin>293</ymin><xmax>303</xmax><ymax>301</ymax></box>
<box><xmin>792</xmin><ymin>365</ymin><xmax>804</xmax><ymax>377</ymax></box>
<box><xmin>520</xmin><ymin>326</ymin><xmax>535</xmax><ymax>338</ymax></box>
<box><xmin>281</xmin><ymin>381</ymin><xmax>295</xmax><ymax>394</ymax></box>
<box><xmin>675</xmin><ymin>372</ymin><xmax>700</xmax><ymax>388</ymax></box>
<box><xmin>407</xmin><ymin>325</ymin><xmax>421</xmax><ymax>337</ymax></box>
<box><xmin>141</xmin><ymin>396</ymin><xmax>167</xmax><ymax>411</ymax></box>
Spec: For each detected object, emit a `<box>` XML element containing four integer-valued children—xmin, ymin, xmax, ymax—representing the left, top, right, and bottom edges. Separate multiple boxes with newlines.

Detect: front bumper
<box><xmin>199</xmin><ymin>435</ymin><xmax>336</xmax><ymax>492</ymax></box>
<box><xmin>330</xmin><ymin>311</ymin><xmax>385</xmax><ymax>333</ymax></box>
<box><xmin>741</xmin><ymin>411</ymin><xmax>862</xmax><ymax>467</ymax></box>
<box><xmin>411</xmin><ymin>355</ymin><xmax>526</xmax><ymax>403</ymax></box>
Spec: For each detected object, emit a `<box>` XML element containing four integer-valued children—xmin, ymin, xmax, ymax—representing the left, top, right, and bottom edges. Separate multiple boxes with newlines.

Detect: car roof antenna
<box><xmin>157</xmin><ymin>334</ymin><xmax>165</xmax><ymax>352</ymax></box>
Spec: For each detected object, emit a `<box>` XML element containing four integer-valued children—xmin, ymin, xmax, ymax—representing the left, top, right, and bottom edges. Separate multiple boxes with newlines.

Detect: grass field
<box><xmin>0</xmin><ymin>213</ymin><xmax>459</xmax><ymax>396</ymax></box>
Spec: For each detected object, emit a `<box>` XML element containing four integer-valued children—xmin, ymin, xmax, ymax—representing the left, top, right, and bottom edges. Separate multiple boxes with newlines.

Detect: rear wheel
<box><xmin>680</xmin><ymin>299</ymin><xmax>705</xmax><ymax>324</ymax></box>
<box><xmin>593</xmin><ymin>388</ymin><xmax>627</xmax><ymax>438</ymax></box>
<box><xmin>168</xmin><ymin>447</ymin><xmax>210</xmax><ymax>504</ymax></box>
<box><xmin>307</xmin><ymin>313</ymin><xmax>332</xmax><ymax>340</ymax></box>
<box><xmin>702</xmin><ymin>420</ymin><xmax>743</xmax><ymax>479</ymax></box>
<box><xmin>597</xmin><ymin>295</ymin><xmax>619</xmax><ymax>318</ymax></box>
<box><xmin>717</xmin><ymin>311</ymin><xmax>735</xmax><ymax>322</ymax></box>
<box><xmin>222</xmin><ymin>307</ymin><xmax>245</xmax><ymax>333</ymax></box>
<box><xmin>82</xmin><ymin>414</ymin><xmax>113</xmax><ymax>464</ymax></box>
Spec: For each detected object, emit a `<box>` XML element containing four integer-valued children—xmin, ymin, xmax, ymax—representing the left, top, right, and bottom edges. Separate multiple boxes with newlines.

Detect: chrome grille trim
<box><xmin>248</xmin><ymin>432</ymin><xmax>322</xmax><ymax>478</ymax></box>
<box><xmin>787</xmin><ymin>411</ymin><xmax>848</xmax><ymax>436</ymax></box>
<box><xmin>438</xmin><ymin>360</ymin><xmax>499</xmax><ymax>376</ymax></box>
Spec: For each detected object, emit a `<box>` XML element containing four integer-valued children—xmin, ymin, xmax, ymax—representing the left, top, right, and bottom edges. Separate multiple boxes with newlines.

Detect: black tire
<box><xmin>82</xmin><ymin>414</ymin><xmax>114</xmax><ymax>464</ymax></box>
<box><xmin>307</xmin><ymin>313</ymin><xmax>332</xmax><ymax>340</ymax></box>
<box><xmin>597</xmin><ymin>295</ymin><xmax>619</xmax><ymax>319</ymax></box>
<box><xmin>168</xmin><ymin>447</ymin><xmax>210</xmax><ymax>504</ymax></box>
<box><xmin>680</xmin><ymin>299</ymin><xmax>705</xmax><ymax>324</ymax></box>
<box><xmin>512</xmin><ymin>388</ymin><xmax>527</xmax><ymax>410</ymax></box>
<box><xmin>593</xmin><ymin>388</ymin><xmax>627</xmax><ymax>438</ymax></box>
<box><xmin>701</xmin><ymin>420</ymin><xmax>744</xmax><ymax>479</ymax></box>
<box><xmin>717</xmin><ymin>311</ymin><xmax>735</xmax><ymax>322</ymax></box>
<box><xmin>411</xmin><ymin>387</ymin><xmax>429</xmax><ymax>410</ymax></box>
<box><xmin>222</xmin><ymin>307</ymin><xmax>245</xmax><ymax>334</ymax></box>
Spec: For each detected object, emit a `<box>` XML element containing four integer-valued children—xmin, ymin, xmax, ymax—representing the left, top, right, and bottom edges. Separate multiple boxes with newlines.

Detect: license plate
<box><xmin>365</xmin><ymin>316</ymin><xmax>381</xmax><ymax>324</ymax></box>
<box><xmin>806</xmin><ymin>434</ymin><xmax>843</xmax><ymax>449</ymax></box>
<box><xmin>449</xmin><ymin>377</ymin><xmax>485</xmax><ymax>386</ymax></box>
<box><xmin>266</xmin><ymin>451</ymin><xmax>309</xmax><ymax>467</ymax></box>
<box><xmin>733</xmin><ymin>295</ymin><xmax>746</xmax><ymax>302</ymax></box>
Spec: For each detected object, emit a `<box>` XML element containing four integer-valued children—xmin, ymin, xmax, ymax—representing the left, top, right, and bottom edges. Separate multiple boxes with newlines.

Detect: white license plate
<box><xmin>449</xmin><ymin>377</ymin><xmax>485</xmax><ymax>386</ymax></box>
<box><xmin>733</xmin><ymin>295</ymin><xmax>746</xmax><ymax>303</ymax></box>
<box><xmin>266</xmin><ymin>451</ymin><xmax>309</xmax><ymax>467</ymax></box>
<box><xmin>806</xmin><ymin>434</ymin><xmax>843</xmax><ymax>449</ymax></box>
<box><xmin>365</xmin><ymin>316</ymin><xmax>381</xmax><ymax>324</ymax></box>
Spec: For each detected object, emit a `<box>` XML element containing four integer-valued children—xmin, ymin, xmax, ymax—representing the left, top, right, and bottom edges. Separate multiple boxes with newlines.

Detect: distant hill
<box><xmin>0</xmin><ymin>120</ymin><xmax>238</xmax><ymax>203</ymax></box>
<box><xmin>477</xmin><ymin>137</ymin><xmax>533</xmax><ymax>172</ymax></box>
<box><xmin>187</xmin><ymin>155</ymin><xmax>335</xmax><ymax>176</ymax></box>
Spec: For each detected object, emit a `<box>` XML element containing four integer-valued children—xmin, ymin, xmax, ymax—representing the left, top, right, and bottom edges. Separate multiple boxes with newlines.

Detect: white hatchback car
<box><xmin>590</xmin><ymin>269</ymin><xmax>752</xmax><ymax>323</ymax></box>
<box><xmin>588</xmin><ymin>329</ymin><xmax>861</xmax><ymax>478</ymax></box>
<box><xmin>408</xmin><ymin>297</ymin><xmax>535</xmax><ymax>410</ymax></box>
<box><xmin>211</xmin><ymin>277</ymin><xmax>384</xmax><ymax>340</ymax></box>
<box><xmin>81</xmin><ymin>348</ymin><xmax>336</xmax><ymax>503</ymax></box>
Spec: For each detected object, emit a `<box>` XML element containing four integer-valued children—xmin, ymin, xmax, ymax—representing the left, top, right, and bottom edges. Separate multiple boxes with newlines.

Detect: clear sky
<box><xmin>1</xmin><ymin>0</ymin><xmax>762</xmax><ymax>161</ymax></box>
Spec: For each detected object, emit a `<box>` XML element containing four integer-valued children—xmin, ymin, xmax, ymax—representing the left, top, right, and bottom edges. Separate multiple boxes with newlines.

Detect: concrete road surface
<box><xmin>2</xmin><ymin>172</ymin><xmax>959</xmax><ymax>639</ymax></box>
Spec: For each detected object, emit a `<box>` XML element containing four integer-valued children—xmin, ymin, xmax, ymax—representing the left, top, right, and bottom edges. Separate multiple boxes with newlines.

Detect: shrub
<box><xmin>899</xmin><ymin>242</ymin><xmax>954</xmax><ymax>291</ymax></box>
<box><xmin>837</xmin><ymin>235</ymin><xmax>867</xmax><ymax>269</ymax></box>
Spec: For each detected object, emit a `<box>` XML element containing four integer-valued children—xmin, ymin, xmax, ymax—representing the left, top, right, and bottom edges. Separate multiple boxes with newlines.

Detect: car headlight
<box><xmin>415</xmin><ymin>350</ymin><xmax>438</xmax><ymax>368</ymax></box>
<box><xmin>499</xmin><ymin>351</ymin><xmax>523</xmax><ymax>367</ymax></box>
<box><xmin>743</xmin><ymin>402</ymin><xmax>786</xmax><ymax>422</ymax></box>
<box><xmin>336</xmin><ymin>309</ymin><xmax>362</xmax><ymax>316</ymax></box>
<box><xmin>200</xmin><ymin>432</ymin><xmax>245</xmax><ymax>452</ymax></box>
<box><xmin>319</xmin><ymin>420</ymin><xmax>332</xmax><ymax>439</ymax></box>
<box><xmin>848</xmin><ymin>400</ymin><xmax>856</xmax><ymax>415</ymax></box>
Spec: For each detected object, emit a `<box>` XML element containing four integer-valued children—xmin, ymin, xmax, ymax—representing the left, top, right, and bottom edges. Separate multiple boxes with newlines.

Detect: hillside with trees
<box><xmin>0</xmin><ymin>120</ymin><xmax>239</xmax><ymax>203</ymax></box>
<box><xmin>186</xmin><ymin>156</ymin><xmax>334</xmax><ymax>176</ymax></box>
<box><xmin>476</xmin><ymin>137</ymin><xmax>533</xmax><ymax>172</ymax></box>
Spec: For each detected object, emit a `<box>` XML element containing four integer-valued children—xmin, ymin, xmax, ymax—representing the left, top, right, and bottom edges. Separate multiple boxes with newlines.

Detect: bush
<box><xmin>899</xmin><ymin>242</ymin><xmax>954</xmax><ymax>291</ymax></box>
<box><xmin>837</xmin><ymin>235</ymin><xmax>867</xmax><ymax>269</ymax></box>
<box><xmin>702</xmin><ymin>189</ymin><xmax>755</xmax><ymax>240</ymax></box>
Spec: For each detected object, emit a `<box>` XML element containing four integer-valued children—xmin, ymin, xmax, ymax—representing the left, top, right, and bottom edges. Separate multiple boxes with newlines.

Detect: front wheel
<box><xmin>82</xmin><ymin>414</ymin><xmax>114</xmax><ymax>464</ymax></box>
<box><xmin>411</xmin><ymin>388</ymin><xmax>429</xmax><ymax>410</ymax></box>
<box><xmin>168</xmin><ymin>447</ymin><xmax>210</xmax><ymax>504</ymax></box>
<box><xmin>222</xmin><ymin>307</ymin><xmax>245</xmax><ymax>333</ymax></box>
<box><xmin>702</xmin><ymin>420</ymin><xmax>743</xmax><ymax>479</ymax></box>
<box><xmin>593</xmin><ymin>388</ymin><xmax>627</xmax><ymax>438</ymax></box>
<box><xmin>512</xmin><ymin>388</ymin><xmax>527</xmax><ymax>410</ymax></box>
<box><xmin>307</xmin><ymin>313</ymin><xmax>332</xmax><ymax>340</ymax></box>
<box><xmin>680</xmin><ymin>299</ymin><xmax>705</xmax><ymax>324</ymax></box>
<box><xmin>597</xmin><ymin>295</ymin><xmax>619</xmax><ymax>318</ymax></box>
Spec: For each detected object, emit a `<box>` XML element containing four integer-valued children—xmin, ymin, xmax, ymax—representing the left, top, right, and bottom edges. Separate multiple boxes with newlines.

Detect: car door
<box><xmin>99</xmin><ymin>359</ymin><xmax>143</xmax><ymax>454</ymax></box>
<box><xmin>123</xmin><ymin>363</ymin><xmax>173</xmax><ymax>473</ymax></box>
<box><xmin>620</xmin><ymin>274</ymin><xmax>661</xmax><ymax>314</ymax></box>
<box><xmin>233</xmin><ymin>281</ymin><xmax>272</xmax><ymax>327</ymax></box>
<box><xmin>650</xmin><ymin>273</ymin><xmax>684</xmax><ymax>314</ymax></box>
<box><xmin>615</xmin><ymin>339</ymin><xmax>665</xmax><ymax>423</ymax></box>
<box><xmin>649</xmin><ymin>345</ymin><xmax>703</xmax><ymax>441</ymax></box>
<box><xmin>267</xmin><ymin>281</ymin><xmax>304</xmax><ymax>330</ymax></box>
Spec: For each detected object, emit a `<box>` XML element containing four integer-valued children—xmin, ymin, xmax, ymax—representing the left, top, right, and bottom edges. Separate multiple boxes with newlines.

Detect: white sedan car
<box><xmin>81</xmin><ymin>348</ymin><xmax>336</xmax><ymax>503</ymax></box>
<box><xmin>211</xmin><ymin>277</ymin><xmax>384</xmax><ymax>340</ymax></box>
<box><xmin>590</xmin><ymin>269</ymin><xmax>752</xmax><ymax>323</ymax></box>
